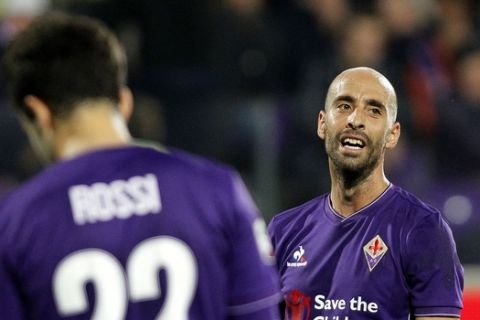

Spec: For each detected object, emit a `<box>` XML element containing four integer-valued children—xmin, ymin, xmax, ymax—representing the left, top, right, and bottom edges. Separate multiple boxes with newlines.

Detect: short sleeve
<box><xmin>404</xmin><ymin>212</ymin><xmax>464</xmax><ymax>318</ymax></box>
<box><xmin>225</xmin><ymin>172</ymin><xmax>281</xmax><ymax>319</ymax></box>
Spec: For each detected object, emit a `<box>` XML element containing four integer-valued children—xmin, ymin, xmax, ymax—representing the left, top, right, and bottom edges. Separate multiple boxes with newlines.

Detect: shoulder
<box><xmin>167</xmin><ymin>147</ymin><xmax>236</xmax><ymax>178</ymax></box>
<box><xmin>0</xmin><ymin>171</ymin><xmax>48</xmax><ymax>220</ymax></box>
<box><xmin>0</xmin><ymin>146</ymin><xmax>239</xmax><ymax>232</ymax></box>
<box><xmin>0</xmin><ymin>183</ymin><xmax>36</xmax><ymax>253</ymax></box>
<box><xmin>390</xmin><ymin>185</ymin><xmax>442</xmax><ymax>222</ymax></box>
<box><xmin>268</xmin><ymin>194</ymin><xmax>327</xmax><ymax>239</ymax></box>
<box><xmin>105</xmin><ymin>145</ymin><xmax>240</xmax><ymax>188</ymax></box>
<box><xmin>389</xmin><ymin>185</ymin><xmax>454</xmax><ymax>245</ymax></box>
<box><xmin>163</xmin><ymin>147</ymin><xmax>245</xmax><ymax>201</ymax></box>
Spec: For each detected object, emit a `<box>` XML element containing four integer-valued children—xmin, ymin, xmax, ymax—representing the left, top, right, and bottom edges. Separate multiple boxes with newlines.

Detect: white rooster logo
<box><xmin>287</xmin><ymin>245</ymin><xmax>308</xmax><ymax>267</ymax></box>
<box><xmin>293</xmin><ymin>246</ymin><xmax>305</xmax><ymax>262</ymax></box>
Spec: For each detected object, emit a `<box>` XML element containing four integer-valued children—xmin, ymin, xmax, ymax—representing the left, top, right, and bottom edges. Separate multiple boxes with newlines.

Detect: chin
<box><xmin>332</xmin><ymin>152</ymin><xmax>380</xmax><ymax>176</ymax></box>
<box><xmin>339</xmin><ymin>161</ymin><xmax>369</xmax><ymax>173</ymax></box>
<box><xmin>332</xmin><ymin>153</ymin><xmax>366</xmax><ymax>170</ymax></box>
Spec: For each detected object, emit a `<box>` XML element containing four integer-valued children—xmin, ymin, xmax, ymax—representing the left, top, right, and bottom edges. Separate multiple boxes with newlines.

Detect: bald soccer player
<box><xmin>268</xmin><ymin>67</ymin><xmax>463</xmax><ymax>319</ymax></box>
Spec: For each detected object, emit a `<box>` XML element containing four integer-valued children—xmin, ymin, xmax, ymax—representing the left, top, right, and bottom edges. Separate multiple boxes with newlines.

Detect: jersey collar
<box><xmin>325</xmin><ymin>183</ymin><xmax>395</xmax><ymax>223</ymax></box>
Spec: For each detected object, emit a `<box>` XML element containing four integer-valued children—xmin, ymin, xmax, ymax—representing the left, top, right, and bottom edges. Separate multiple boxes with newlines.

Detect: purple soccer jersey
<box><xmin>0</xmin><ymin>146</ymin><xmax>280</xmax><ymax>319</ymax></box>
<box><xmin>268</xmin><ymin>184</ymin><xmax>464</xmax><ymax>320</ymax></box>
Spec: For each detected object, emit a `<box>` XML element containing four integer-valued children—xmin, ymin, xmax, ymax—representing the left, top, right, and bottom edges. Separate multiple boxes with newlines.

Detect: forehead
<box><xmin>330</xmin><ymin>72</ymin><xmax>392</xmax><ymax>103</ymax></box>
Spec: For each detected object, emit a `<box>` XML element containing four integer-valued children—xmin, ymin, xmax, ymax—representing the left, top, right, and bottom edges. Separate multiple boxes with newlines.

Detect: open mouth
<box><xmin>341</xmin><ymin>137</ymin><xmax>365</xmax><ymax>150</ymax></box>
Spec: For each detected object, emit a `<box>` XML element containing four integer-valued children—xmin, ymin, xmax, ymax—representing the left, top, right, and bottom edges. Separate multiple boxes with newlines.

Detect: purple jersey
<box><xmin>268</xmin><ymin>184</ymin><xmax>463</xmax><ymax>319</ymax></box>
<box><xmin>0</xmin><ymin>146</ymin><xmax>280</xmax><ymax>320</ymax></box>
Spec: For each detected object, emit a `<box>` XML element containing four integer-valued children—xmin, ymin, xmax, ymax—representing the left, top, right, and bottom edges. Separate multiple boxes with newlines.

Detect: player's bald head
<box><xmin>325</xmin><ymin>67</ymin><xmax>398</xmax><ymax>123</ymax></box>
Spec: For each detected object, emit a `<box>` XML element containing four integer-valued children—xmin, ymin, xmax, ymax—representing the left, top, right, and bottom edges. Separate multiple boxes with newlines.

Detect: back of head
<box><xmin>1</xmin><ymin>12</ymin><xmax>127</xmax><ymax>119</ymax></box>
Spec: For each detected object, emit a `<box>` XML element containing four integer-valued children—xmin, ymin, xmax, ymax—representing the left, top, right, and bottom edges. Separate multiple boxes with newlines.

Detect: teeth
<box><xmin>342</xmin><ymin>138</ymin><xmax>364</xmax><ymax>147</ymax></box>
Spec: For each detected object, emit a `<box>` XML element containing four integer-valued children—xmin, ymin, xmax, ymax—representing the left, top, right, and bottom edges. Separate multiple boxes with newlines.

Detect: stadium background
<box><xmin>0</xmin><ymin>0</ymin><xmax>478</xmax><ymax>317</ymax></box>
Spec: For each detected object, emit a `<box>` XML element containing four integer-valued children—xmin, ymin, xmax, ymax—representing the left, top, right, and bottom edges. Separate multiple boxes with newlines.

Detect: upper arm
<box><xmin>405</xmin><ymin>213</ymin><xmax>463</xmax><ymax>318</ymax></box>
<box><xmin>225</xmin><ymin>172</ymin><xmax>280</xmax><ymax>319</ymax></box>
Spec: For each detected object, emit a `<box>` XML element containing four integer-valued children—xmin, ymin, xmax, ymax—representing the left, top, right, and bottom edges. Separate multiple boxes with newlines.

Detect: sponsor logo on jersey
<box><xmin>287</xmin><ymin>245</ymin><xmax>308</xmax><ymax>267</ymax></box>
<box><xmin>285</xmin><ymin>289</ymin><xmax>311</xmax><ymax>320</ymax></box>
<box><xmin>363</xmin><ymin>235</ymin><xmax>388</xmax><ymax>271</ymax></box>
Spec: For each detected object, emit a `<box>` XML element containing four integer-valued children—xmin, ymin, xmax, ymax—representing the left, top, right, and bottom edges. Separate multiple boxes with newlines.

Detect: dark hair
<box><xmin>1</xmin><ymin>12</ymin><xmax>127</xmax><ymax>119</ymax></box>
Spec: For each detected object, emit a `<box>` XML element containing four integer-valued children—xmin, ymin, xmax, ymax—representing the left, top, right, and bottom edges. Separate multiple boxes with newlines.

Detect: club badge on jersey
<box><xmin>363</xmin><ymin>235</ymin><xmax>388</xmax><ymax>271</ymax></box>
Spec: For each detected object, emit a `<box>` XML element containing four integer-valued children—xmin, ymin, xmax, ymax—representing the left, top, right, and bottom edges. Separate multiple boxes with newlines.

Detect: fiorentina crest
<box><xmin>363</xmin><ymin>235</ymin><xmax>388</xmax><ymax>271</ymax></box>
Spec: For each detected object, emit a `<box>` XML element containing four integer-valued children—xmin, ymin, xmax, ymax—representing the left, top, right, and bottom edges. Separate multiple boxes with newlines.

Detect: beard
<box><xmin>324</xmin><ymin>127</ymin><xmax>385</xmax><ymax>187</ymax></box>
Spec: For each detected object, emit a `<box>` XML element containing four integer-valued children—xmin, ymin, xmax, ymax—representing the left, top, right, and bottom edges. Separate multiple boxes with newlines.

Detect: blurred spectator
<box><xmin>128</xmin><ymin>93</ymin><xmax>166</xmax><ymax>144</ymax></box>
<box><xmin>340</xmin><ymin>14</ymin><xmax>389</xmax><ymax>68</ymax></box>
<box><xmin>377</xmin><ymin>0</ymin><xmax>434</xmax><ymax>38</ymax></box>
<box><xmin>208</xmin><ymin>0</ymin><xmax>286</xmax><ymax>97</ymax></box>
<box><xmin>435</xmin><ymin>46</ymin><xmax>480</xmax><ymax>180</ymax></box>
<box><xmin>0</xmin><ymin>0</ymin><xmax>49</xmax><ymax>39</ymax></box>
<box><xmin>207</xmin><ymin>0</ymin><xmax>289</xmax><ymax>214</ymax></box>
<box><xmin>377</xmin><ymin>0</ymin><xmax>434</xmax><ymax>138</ymax></box>
<box><xmin>273</xmin><ymin>0</ymin><xmax>351</xmax><ymax>94</ymax></box>
<box><xmin>53</xmin><ymin>0</ymin><xmax>217</xmax><ymax>154</ymax></box>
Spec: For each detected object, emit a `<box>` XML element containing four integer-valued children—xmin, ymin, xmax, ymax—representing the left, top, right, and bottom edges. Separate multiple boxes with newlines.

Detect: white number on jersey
<box><xmin>53</xmin><ymin>236</ymin><xmax>198</xmax><ymax>320</ymax></box>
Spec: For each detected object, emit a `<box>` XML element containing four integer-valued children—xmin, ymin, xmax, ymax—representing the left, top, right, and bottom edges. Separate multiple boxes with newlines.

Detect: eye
<box><xmin>337</xmin><ymin>103</ymin><xmax>351</xmax><ymax>111</ymax></box>
<box><xmin>369</xmin><ymin>107</ymin><xmax>382</xmax><ymax>115</ymax></box>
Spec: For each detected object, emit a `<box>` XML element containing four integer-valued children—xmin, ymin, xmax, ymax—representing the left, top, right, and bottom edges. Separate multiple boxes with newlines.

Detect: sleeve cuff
<box><xmin>414</xmin><ymin>306</ymin><xmax>462</xmax><ymax>318</ymax></box>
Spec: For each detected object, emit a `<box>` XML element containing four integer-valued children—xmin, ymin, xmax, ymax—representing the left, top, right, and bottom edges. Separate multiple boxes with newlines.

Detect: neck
<box><xmin>54</xmin><ymin>102</ymin><xmax>132</xmax><ymax>160</ymax></box>
<box><xmin>329</xmin><ymin>160</ymin><xmax>390</xmax><ymax>217</ymax></box>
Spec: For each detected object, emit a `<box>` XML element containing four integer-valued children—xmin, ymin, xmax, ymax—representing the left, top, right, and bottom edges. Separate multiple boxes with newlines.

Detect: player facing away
<box><xmin>268</xmin><ymin>67</ymin><xmax>464</xmax><ymax>320</ymax></box>
<box><xmin>0</xmin><ymin>13</ymin><xmax>281</xmax><ymax>319</ymax></box>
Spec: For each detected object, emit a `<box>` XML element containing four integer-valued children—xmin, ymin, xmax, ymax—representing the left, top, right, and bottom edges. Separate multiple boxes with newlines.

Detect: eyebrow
<box><xmin>333</xmin><ymin>95</ymin><xmax>386</xmax><ymax>111</ymax></box>
<box><xmin>366</xmin><ymin>98</ymin><xmax>386</xmax><ymax>111</ymax></box>
<box><xmin>333</xmin><ymin>95</ymin><xmax>355</xmax><ymax>104</ymax></box>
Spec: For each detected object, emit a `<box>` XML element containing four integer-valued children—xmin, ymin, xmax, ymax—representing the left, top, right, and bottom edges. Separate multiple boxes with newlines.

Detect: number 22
<box><xmin>53</xmin><ymin>236</ymin><xmax>198</xmax><ymax>319</ymax></box>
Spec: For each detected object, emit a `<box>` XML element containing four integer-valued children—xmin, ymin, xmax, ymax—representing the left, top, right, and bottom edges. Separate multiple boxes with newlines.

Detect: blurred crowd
<box><xmin>0</xmin><ymin>0</ymin><xmax>479</xmax><ymax>261</ymax></box>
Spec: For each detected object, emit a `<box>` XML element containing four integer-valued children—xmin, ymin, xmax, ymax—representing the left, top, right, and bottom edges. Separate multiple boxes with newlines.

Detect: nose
<box><xmin>347</xmin><ymin>108</ymin><xmax>365</xmax><ymax>130</ymax></box>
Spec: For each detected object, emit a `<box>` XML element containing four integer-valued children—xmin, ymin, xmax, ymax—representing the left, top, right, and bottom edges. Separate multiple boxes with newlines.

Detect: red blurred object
<box><xmin>462</xmin><ymin>289</ymin><xmax>480</xmax><ymax>319</ymax></box>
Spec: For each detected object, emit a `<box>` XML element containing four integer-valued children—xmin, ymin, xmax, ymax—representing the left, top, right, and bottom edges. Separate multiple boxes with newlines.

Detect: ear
<box><xmin>118</xmin><ymin>86</ymin><xmax>133</xmax><ymax>122</ymax></box>
<box><xmin>20</xmin><ymin>95</ymin><xmax>55</xmax><ymax>164</ymax></box>
<box><xmin>317</xmin><ymin>110</ymin><xmax>327</xmax><ymax>140</ymax></box>
<box><xmin>23</xmin><ymin>95</ymin><xmax>54</xmax><ymax>130</ymax></box>
<box><xmin>385</xmin><ymin>122</ymin><xmax>401</xmax><ymax>149</ymax></box>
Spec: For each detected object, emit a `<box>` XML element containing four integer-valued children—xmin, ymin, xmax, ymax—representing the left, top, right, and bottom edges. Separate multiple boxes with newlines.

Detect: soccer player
<box><xmin>0</xmin><ymin>13</ymin><xmax>280</xmax><ymax>319</ymax></box>
<box><xmin>268</xmin><ymin>67</ymin><xmax>464</xmax><ymax>319</ymax></box>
